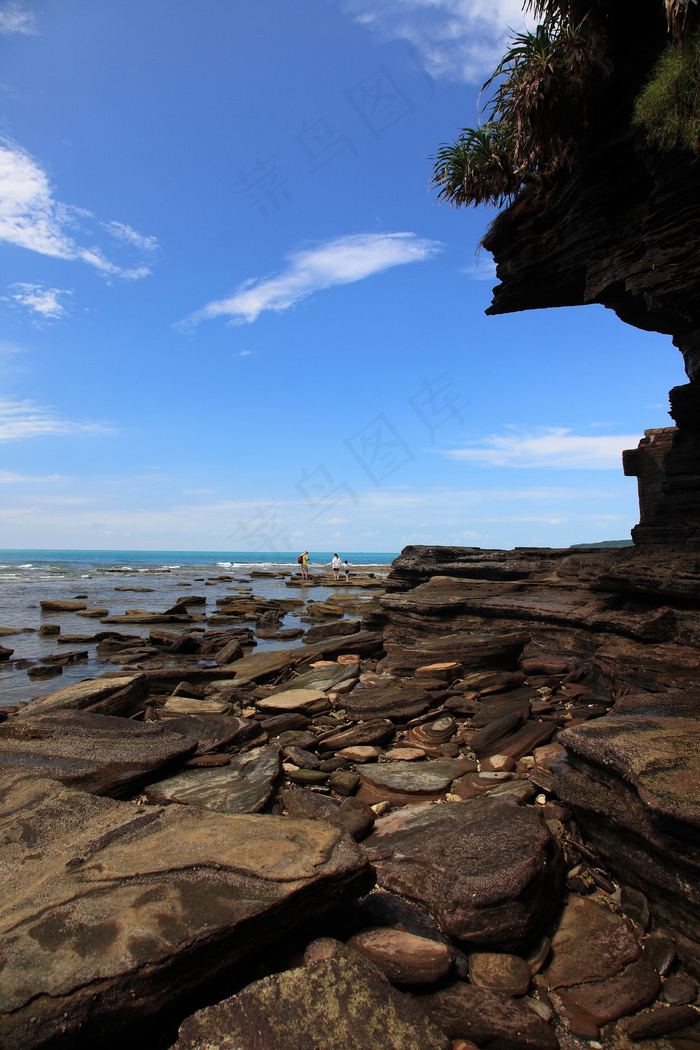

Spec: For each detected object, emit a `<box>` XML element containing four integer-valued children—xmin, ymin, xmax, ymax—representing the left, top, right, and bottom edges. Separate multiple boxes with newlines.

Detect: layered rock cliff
<box><xmin>480</xmin><ymin>0</ymin><xmax>700</xmax><ymax>543</ymax></box>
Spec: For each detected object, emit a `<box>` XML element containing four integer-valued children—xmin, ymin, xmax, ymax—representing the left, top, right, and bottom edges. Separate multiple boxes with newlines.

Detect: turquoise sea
<box><xmin>0</xmin><ymin>550</ymin><xmax>398</xmax><ymax>706</ymax></box>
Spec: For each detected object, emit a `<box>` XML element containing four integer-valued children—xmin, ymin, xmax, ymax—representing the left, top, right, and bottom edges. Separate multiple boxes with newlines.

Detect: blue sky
<box><xmin>0</xmin><ymin>0</ymin><xmax>686</xmax><ymax>552</ymax></box>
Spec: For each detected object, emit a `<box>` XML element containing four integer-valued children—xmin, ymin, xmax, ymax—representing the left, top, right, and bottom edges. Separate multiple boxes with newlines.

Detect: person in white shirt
<box><xmin>331</xmin><ymin>553</ymin><xmax>342</xmax><ymax>580</ymax></box>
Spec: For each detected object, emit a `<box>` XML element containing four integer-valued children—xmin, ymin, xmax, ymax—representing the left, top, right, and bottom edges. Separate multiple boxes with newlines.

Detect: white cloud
<box><xmin>183</xmin><ymin>232</ymin><xmax>441</xmax><ymax>326</ymax></box>
<box><xmin>102</xmin><ymin>221</ymin><xmax>159</xmax><ymax>253</ymax></box>
<box><xmin>341</xmin><ymin>0</ymin><xmax>533</xmax><ymax>83</ymax></box>
<box><xmin>0</xmin><ymin>397</ymin><xmax>111</xmax><ymax>441</ymax></box>
<box><xmin>459</xmin><ymin>258</ymin><xmax>496</xmax><ymax>281</ymax></box>
<box><xmin>440</xmin><ymin>427</ymin><xmax>642</xmax><ymax>469</ymax></box>
<box><xmin>0</xmin><ymin>139</ymin><xmax>156</xmax><ymax>278</ymax></box>
<box><xmin>4</xmin><ymin>282</ymin><xmax>72</xmax><ymax>318</ymax></box>
<box><xmin>0</xmin><ymin>470</ymin><xmax>66</xmax><ymax>483</ymax></box>
<box><xmin>0</xmin><ymin>2</ymin><xmax>36</xmax><ymax>34</ymax></box>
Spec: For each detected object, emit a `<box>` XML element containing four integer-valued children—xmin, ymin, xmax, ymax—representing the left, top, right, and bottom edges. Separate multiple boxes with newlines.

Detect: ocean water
<box><xmin>0</xmin><ymin>550</ymin><xmax>397</xmax><ymax>706</ymax></box>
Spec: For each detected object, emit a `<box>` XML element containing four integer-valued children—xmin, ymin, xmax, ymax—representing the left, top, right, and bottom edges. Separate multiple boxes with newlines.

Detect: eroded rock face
<box><xmin>0</xmin><ymin>773</ymin><xmax>373</xmax><ymax>1050</ymax></box>
<box><xmin>362</xmin><ymin>796</ymin><xmax>563</xmax><ymax>950</ymax></box>
<box><xmin>552</xmin><ymin>715</ymin><xmax>700</xmax><ymax>973</ymax></box>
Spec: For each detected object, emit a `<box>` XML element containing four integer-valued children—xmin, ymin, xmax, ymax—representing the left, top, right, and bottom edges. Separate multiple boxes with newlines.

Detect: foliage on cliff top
<box><xmin>432</xmin><ymin>0</ymin><xmax>698</xmax><ymax>209</ymax></box>
<box><xmin>633</xmin><ymin>26</ymin><xmax>700</xmax><ymax>154</ymax></box>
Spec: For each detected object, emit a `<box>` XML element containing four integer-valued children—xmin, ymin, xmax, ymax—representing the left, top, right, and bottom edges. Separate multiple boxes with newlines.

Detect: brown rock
<box><xmin>1</xmin><ymin>774</ymin><xmax>373</xmax><ymax>1050</ymax></box>
<box><xmin>0</xmin><ymin>710</ymin><xmax>196</xmax><ymax>796</ymax></box>
<box><xmin>363</xmin><ymin>796</ymin><xmax>563</xmax><ymax>950</ymax></box>
<box><xmin>424</xmin><ymin>981</ymin><xmax>559</xmax><ymax>1049</ymax></box>
<box><xmin>347</xmin><ymin>927</ymin><xmax>455</xmax><ymax>984</ymax></box>
<box><xmin>468</xmin><ymin>951</ymin><xmax>532</xmax><ymax>996</ymax></box>
<box><xmin>172</xmin><ymin>948</ymin><xmax>450</xmax><ymax>1050</ymax></box>
<box><xmin>545</xmin><ymin>896</ymin><xmax>641</xmax><ymax>990</ymax></box>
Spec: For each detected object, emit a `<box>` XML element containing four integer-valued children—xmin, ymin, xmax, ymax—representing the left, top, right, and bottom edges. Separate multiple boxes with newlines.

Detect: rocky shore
<box><xmin>1</xmin><ymin>546</ymin><xmax>700</xmax><ymax>1050</ymax></box>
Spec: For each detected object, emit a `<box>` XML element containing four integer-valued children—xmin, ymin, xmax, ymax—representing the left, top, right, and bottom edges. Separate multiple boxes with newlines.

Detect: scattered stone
<box><xmin>37</xmin><ymin>624</ymin><xmax>60</xmax><ymax>636</ymax></box>
<box><xmin>319</xmin><ymin>719</ymin><xmax>395</xmax><ymax>752</ymax></box>
<box><xmin>256</xmin><ymin>688</ymin><xmax>328</xmax><ymax>715</ymax></box>
<box><xmin>357</xmin><ymin>758</ymin><xmax>472</xmax><ymax>806</ymax></box>
<box><xmin>337</xmin><ymin>796</ymin><xmax>375</xmax><ymax>840</ymax></box>
<box><xmin>329</xmin><ymin>770</ymin><xmax>360</xmax><ymax>795</ymax></box>
<box><xmin>18</xmin><ymin>674</ymin><xmax>147</xmax><ymax>718</ymax></box>
<box><xmin>468</xmin><ymin>951</ymin><xmax>532</xmax><ymax>996</ymax></box>
<box><xmin>39</xmin><ymin>600</ymin><xmax>87</xmax><ymax>611</ymax></box>
<box><xmin>347</xmin><ymin>927</ymin><xmax>455</xmax><ymax>984</ymax></box>
<box><xmin>162</xmin><ymin>695</ymin><xmax>232</xmax><ymax>717</ymax></box>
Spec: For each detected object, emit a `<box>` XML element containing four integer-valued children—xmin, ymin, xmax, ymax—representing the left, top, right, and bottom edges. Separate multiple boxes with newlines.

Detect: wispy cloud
<box><xmin>440</xmin><ymin>427</ymin><xmax>641</xmax><ymax>469</ymax></box>
<box><xmin>0</xmin><ymin>397</ymin><xmax>111</xmax><ymax>441</ymax></box>
<box><xmin>341</xmin><ymin>0</ymin><xmax>532</xmax><ymax>83</ymax></box>
<box><xmin>0</xmin><ymin>470</ymin><xmax>66</xmax><ymax>483</ymax></box>
<box><xmin>0</xmin><ymin>2</ymin><xmax>36</xmax><ymax>34</ymax></box>
<box><xmin>102</xmin><ymin>221</ymin><xmax>159</xmax><ymax>253</ymax></box>
<box><xmin>182</xmin><ymin>232</ymin><xmax>441</xmax><ymax>326</ymax></box>
<box><xmin>3</xmin><ymin>282</ymin><xmax>72</xmax><ymax>319</ymax></box>
<box><xmin>459</xmin><ymin>255</ymin><xmax>496</xmax><ymax>281</ymax></box>
<box><xmin>0</xmin><ymin>139</ymin><xmax>157</xmax><ymax>278</ymax></box>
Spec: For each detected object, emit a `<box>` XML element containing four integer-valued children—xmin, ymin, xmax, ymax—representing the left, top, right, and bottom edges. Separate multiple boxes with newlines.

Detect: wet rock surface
<box><xmin>3</xmin><ymin>544</ymin><xmax>700</xmax><ymax>1049</ymax></box>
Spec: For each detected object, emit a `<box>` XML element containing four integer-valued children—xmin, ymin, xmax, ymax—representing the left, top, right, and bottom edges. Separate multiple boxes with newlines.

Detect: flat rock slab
<box><xmin>145</xmin><ymin>745</ymin><xmax>281</xmax><ymax>813</ymax></box>
<box><xmin>0</xmin><ymin>773</ymin><xmax>373</xmax><ymax>1050</ymax></box>
<box><xmin>545</xmin><ymin>895</ymin><xmax>641</xmax><ymax>989</ymax></box>
<box><xmin>155</xmin><ymin>715</ymin><xmax>261</xmax><ymax>755</ymax></box>
<box><xmin>172</xmin><ymin>949</ymin><xmax>450</xmax><ymax>1050</ymax></box>
<box><xmin>558</xmin><ymin>715</ymin><xmax>700</xmax><ymax>828</ymax></box>
<box><xmin>256</xmin><ymin>688</ymin><xmax>327</xmax><ymax>714</ymax></box>
<box><xmin>357</xmin><ymin>759</ymin><xmax>471</xmax><ymax>806</ymax></box>
<box><xmin>363</xmin><ymin>796</ymin><xmax>563</xmax><ymax>950</ymax></box>
<box><xmin>319</xmin><ymin>719</ymin><xmax>395</xmax><ymax>753</ymax></box>
<box><xmin>18</xmin><ymin>674</ymin><xmax>147</xmax><ymax>718</ymax></box>
<box><xmin>269</xmin><ymin>662</ymin><xmax>358</xmax><ymax>695</ymax></box>
<box><xmin>380</xmin><ymin>632</ymin><xmax>530</xmax><ymax>675</ymax></box>
<box><xmin>219</xmin><ymin>647</ymin><xmax>300</xmax><ymax>685</ymax></box>
<box><xmin>0</xmin><ymin>710</ymin><xmax>197</xmax><ymax>796</ymax></box>
<box><xmin>344</xmin><ymin>681</ymin><xmax>434</xmax><ymax>722</ymax></box>
<box><xmin>40</xmin><ymin>600</ymin><xmax>88</xmax><ymax>611</ymax></box>
<box><xmin>302</xmin><ymin>619</ymin><xmax>362</xmax><ymax>644</ymax></box>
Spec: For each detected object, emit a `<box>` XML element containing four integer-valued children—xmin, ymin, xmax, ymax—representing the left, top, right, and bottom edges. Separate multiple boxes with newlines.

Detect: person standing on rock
<box><xmin>331</xmin><ymin>553</ymin><xmax>342</xmax><ymax>580</ymax></box>
<box><xmin>301</xmin><ymin>551</ymin><xmax>309</xmax><ymax>580</ymax></box>
<box><xmin>344</xmin><ymin>560</ymin><xmax>350</xmax><ymax>581</ymax></box>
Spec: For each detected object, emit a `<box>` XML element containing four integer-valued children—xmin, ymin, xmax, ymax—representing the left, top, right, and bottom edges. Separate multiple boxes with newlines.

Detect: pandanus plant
<box><xmin>432</xmin><ymin>0</ymin><xmax>699</xmax><ymax>209</ymax></box>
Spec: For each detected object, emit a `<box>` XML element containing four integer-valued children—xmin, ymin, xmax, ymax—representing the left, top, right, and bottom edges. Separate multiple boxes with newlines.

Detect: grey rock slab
<box><xmin>0</xmin><ymin>710</ymin><xmax>197</xmax><ymax>796</ymax></box>
<box><xmin>218</xmin><ymin>647</ymin><xmax>300</xmax><ymax>685</ymax></box>
<box><xmin>357</xmin><ymin>758</ymin><xmax>471</xmax><ymax>804</ymax></box>
<box><xmin>302</xmin><ymin>619</ymin><xmax>362</xmax><ymax>644</ymax></box>
<box><xmin>172</xmin><ymin>948</ymin><xmax>450</xmax><ymax>1050</ymax></box>
<box><xmin>363</xmin><ymin>795</ymin><xmax>564</xmax><ymax>950</ymax></box>
<box><xmin>158</xmin><ymin>715</ymin><xmax>260</xmax><ymax>755</ymax></box>
<box><xmin>0</xmin><ymin>773</ymin><xmax>373</xmax><ymax>1050</ymax></box>
<box><xmin>145</xmin><ymin>745</ymin><xmax>281</xmax><ymax>813</ymax></box>
<box><xmin>269</xmin><ymin>661</ymin><xmax>359</xmax><ymax>695</ymax></box>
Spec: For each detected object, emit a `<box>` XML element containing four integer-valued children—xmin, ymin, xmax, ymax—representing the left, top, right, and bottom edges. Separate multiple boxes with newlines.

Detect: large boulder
<box><xmin>362</xmin><ymin>795</ymin><xmax>563</xmax><ymax>950</ymax></box>
<box><xmin>171</xmin><ymin>946</ymin><xmax>450</xmax><ymax>1050</ymax></box>
<box><xmin>0</xmin><ymin>774</ymin><xmax>373</xmax><ymax>1050</ymax></box>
